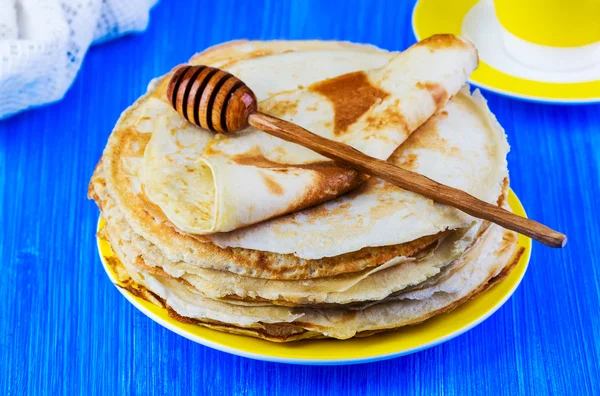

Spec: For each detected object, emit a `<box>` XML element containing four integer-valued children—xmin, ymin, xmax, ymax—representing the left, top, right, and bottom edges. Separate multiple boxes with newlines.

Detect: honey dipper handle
<box><xmin>248</xmin><ymin>112</ymin><xmax>567</xmax><ymax>248</ymax></box>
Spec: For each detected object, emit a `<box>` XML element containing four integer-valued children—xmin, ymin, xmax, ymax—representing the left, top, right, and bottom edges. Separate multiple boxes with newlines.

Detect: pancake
<box><xmin>99</xmin><ymin>215</ymin><xmax>522</xmax><ymax>340</ymax></box>
<box><xmin>89</xmin><ymin>36</ymin><xmax>521</xmax><ymax>342</ymax></box>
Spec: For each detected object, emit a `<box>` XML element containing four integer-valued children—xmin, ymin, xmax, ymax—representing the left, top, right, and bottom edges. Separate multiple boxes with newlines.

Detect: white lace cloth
<box><xmin>0</xmin><ymin>0</ymin><xmax>158</xmax><ymax>118</ymax></box>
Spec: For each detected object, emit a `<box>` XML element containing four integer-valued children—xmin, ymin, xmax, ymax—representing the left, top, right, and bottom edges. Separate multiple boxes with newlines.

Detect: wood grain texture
<box><xmin>0</xmin><ymin>0</ymin><xmax>598</xmax><ymax>395</ymax></box>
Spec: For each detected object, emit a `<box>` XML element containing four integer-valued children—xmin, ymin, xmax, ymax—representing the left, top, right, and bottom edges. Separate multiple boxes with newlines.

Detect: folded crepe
<box><xmin>141</xmin><ymin>35</ymin><xmax>478</xmax><ymax>235</ymax></box>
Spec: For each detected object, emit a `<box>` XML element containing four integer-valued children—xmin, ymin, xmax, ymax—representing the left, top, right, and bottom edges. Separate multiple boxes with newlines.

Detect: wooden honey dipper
<box><xmin>167</xmin><ymin>65</ymin><xmax>567</xmax><ymax>248</ymax></box>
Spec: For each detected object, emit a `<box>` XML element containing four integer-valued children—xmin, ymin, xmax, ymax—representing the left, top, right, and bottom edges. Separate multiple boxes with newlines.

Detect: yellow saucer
<box><xmin>97</xmin><ymin>190</ymin><xmax>531</xmax><ymax>365</ymax></box>
<box><xmin>412</xmin><ymin>0</ymin><xmax>600</xmax><ymax>104</ymax></box>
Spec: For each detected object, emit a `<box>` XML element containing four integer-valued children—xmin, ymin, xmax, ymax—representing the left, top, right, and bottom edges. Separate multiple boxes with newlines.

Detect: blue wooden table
<box><xmin>1</xmin><ymin>1</ymin><xmax>598</xmax><ymax>394</ymax></box>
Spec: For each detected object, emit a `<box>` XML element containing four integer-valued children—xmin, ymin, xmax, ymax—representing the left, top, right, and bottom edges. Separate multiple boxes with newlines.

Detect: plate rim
<box><xmin>96</xmin><ymin>190</ymin><xmax>531</xmax><ymax>365</ymax></box>
<box><xmin>411</xmin><ymin>0</ymin><xmax>600</xmax><ymax>105</ymax></box>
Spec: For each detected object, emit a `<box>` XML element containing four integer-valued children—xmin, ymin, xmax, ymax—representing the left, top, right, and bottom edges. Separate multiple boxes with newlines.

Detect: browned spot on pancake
<box><xmin>123</xmin><ymin>128</ymin><xmax>151</xmax><ymax>157</ymax></box>
<box><xmin>306</xmin><ymin>102</ymin><xmax>319</xmax><ymax>111</ymax></box>
<box><xmin>497</xmin><ymin>178</ymin><xmax>509</xmax><ymax>206</ymax></box>
<box><xmin>416</xmin><ymin>81</ymin><xmax>448</xmax><ymax>107</ymax></box>
<box><xmin>368</xmin><ymin>189</ymin><xmax>419</xmax><ymax>220</ymax></box>
<box><xmin>175</xmin><ymin>138</ymin><xmax>187</xmax><ymax>150</ymax></box>
<box><xmin>365</xmin><ymin>100</ymin><xmax>407</xmax><ymax>132</ymax></box>
<box><xmin>203</xmin><ymin>140</ymin><xmax>225</xmax><ymax>156</ymax></box>
<box><xmin>104</xmin><ymin>256</ymin><xmax>122</xmax><ymax>276</ymax></box>
<box><xmin>233</xmin><ymin>152</ymin><xmax>324</xmax><ymax>169</ymax></box>
<box><xmin>412</xmin><ymin>133</ymin><xmax>448</xmax><ymax>153</ymax></box>
<box><xmin>498</xmin><ymin>231</ymin><xmax>518</xmax><ymax>255</ymax></box>
<box><xmin>251</xmin><ymin>251</ymin><xmax>270</xmax><ymax>271</ymax></box>
<box><xmin>260</xmin><ymin>323</ymin><xmax>308</xmax><ymax>338</ymax></box>
<box><xmin>232</xmin><ymin>147</ymin><xmax>334</xmax><ymax>170</ymax></box>
<box><xmin>309</xmin><ymin>71</ymin><xmax>389</xmax><ymax>135</ymax></box>
<box><xmin>389</xmin><ymin>110</ymin><xmax>464</xmax><ymax>162</ymax></box>
<box><xmin>399</xmin><ymin>153</ymin><xmax>418</xmax><ymax>169</ymax></box>
<box><xmin>273</xmin><ymin>146</ymin><xmax>287</xmax><ymax>156</ymax></box>
<box><xmin>440</xmin><ymin>110</ymin><xmax>448</xmax><ymax>117</ymax></box>
<box><xmin>260</xmin><ymin>172</ymin><xmax>284</xmax><ymax>195</ymax></box>
<box><xmin>248</xmin><ymin>49</ymin><xmax>275</xmax><ymax>58</ymax></box>
<box><xmin>264</xmin><ymin>99</ymin><xmax>299</xmax><ymax>117</ymax></box>
<box><xmin>304</xmin><ymin>203</ymin><xmax>353</xmax><ymax>223</ymax></box>
<box><xmin>89</xmin><ymin>187</ymin><xmax>101</xmax><ymax>208</ymax></box>
<box><xmin>416</xmin><ymin>34</ymin><xmax>468</xmax><ymax>50</ymax></box>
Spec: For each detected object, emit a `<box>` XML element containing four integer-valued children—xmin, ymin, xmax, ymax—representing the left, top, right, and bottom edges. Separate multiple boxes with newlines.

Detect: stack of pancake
<box><xmin>89</xmin><ymin>35</ymin><xmax>524</xmax><ymax>342</ymax></box>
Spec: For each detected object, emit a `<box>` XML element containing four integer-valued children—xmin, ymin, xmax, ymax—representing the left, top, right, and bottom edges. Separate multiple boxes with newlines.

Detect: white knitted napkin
<box><xmin>0</xmin><ymin>0</ymin><xmax>158</xmax><ymax>118</ymax></box>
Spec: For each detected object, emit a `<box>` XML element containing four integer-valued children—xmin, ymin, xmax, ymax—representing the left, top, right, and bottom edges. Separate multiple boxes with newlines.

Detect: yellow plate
<box><xmin>97</xmin><ymin>190</ymin><xmax>531</xmax><ymax>365</ymax></box>
<box><xmin>412</xmin><ymin>0</ymin><xmax>600</xmax><ymax>104</ymax></box>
